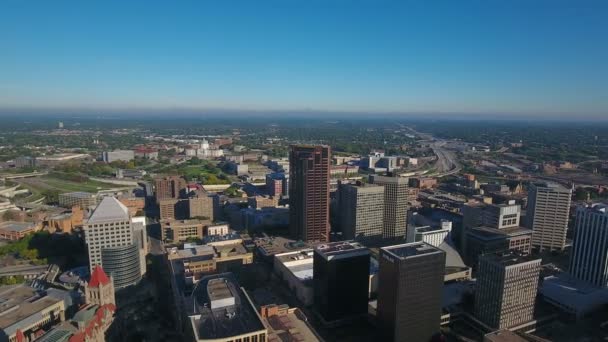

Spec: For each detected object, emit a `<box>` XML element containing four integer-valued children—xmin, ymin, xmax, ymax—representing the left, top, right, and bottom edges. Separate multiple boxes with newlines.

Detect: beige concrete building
<box><xmin>160</xmin><ymin>219</ymin><xmax>208</xmax><ymax>242</ymax></box>
<box><xmin>47</xmin><ymin>205</ymin><xmax>84</xmax><ymax>234</ymax></box>
<box><xmin>188</xmin><ymin>191</ymin><xmax>215</xmax><ymax>220</ymax></box>
<box><xmin>168</xmin><ymin>243</ymin><xmax>253</xmax><ymax>285</ymax></box>
<box><xmin>527</xmin><ymin>182</ymin><xmax>572</xmax><ymax>251</ymax></box>
<box><xmin>338</xmin><ymin>182</ymin><xmax>385</xmax><ymax>241</ymax></box>
<box><xmin>206</xmin><ymin>223</ymin><xmax>229</xmax><ymax>236</ymax></box>
<box><xmin>474</xmin><ymin>252</ymin><xmax>541</xmax><ymax>330</ymax></box>
<box><xmin>369</xmin><ymin>175</ymin><xmax>416</xmax><ymax>239</ymax></box>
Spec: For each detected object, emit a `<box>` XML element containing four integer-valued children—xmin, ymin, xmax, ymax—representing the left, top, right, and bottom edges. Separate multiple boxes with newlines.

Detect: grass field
<box><xmin>15</xmin><ymin>175</ymin><xmax>125</xmax><ymax>203</ymax></box>
<box><xmin>40</xmin><ymin>176</ymin><xmax>119</xmax><ymax>192</ymax></box>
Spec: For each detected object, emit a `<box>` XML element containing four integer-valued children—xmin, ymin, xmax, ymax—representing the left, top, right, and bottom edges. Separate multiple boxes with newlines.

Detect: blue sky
<box><xmin>0</xmin><ymin>0</ymin><xmax>607</xmax><ymax>117</ymax></box>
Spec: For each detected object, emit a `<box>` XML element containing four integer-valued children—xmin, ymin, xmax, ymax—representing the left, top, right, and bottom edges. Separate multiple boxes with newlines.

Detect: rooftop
<box><xmin>532</xmin><ymin>181</ymin><xmax>569</xmax><ymax>191</ymax></box>
<box><xmin>468</xmin><ymin>226</ymin><xmax>532</xmax><ymax>240</ymax></box>
<box><xmin>264</xmin><ymin>306</ymin><xmax>321</xmax><ymax>342</ymax></box>
<box><xmin>314</xmin><ymin>241</ymin><xmax>369</xmax><ymax>260</ymax></box>
<box><xmin>48</xmin><ymin>212</ymin><xmax>73</xmax><ymax>221</ymax></box>
<box><xmin>382</xmin><ymin>242</ymin><xmax>444</xmax><ymax>260</ymax></box>
<box><xmin>190</xmin><ymin>273</ymin><xmax>266</xmax><ymax>341</ymax></box>
<box><xmin>72</xmin><ymin>304</ymin><xmax>98</xmax><ymax>323</ymax></box>
<box><xmin>207</xmin><ymin>278</ymin><xmax>234</xmax><ymax>303</ymax></box>
<box><xmin>168</xmin><ymin>244</ymin><xmax>215</xmax><ymax>260</ymax></box>
<box><xmin>416</xmin><ymin>225</ymin><xmax>450</xmax><ymax>234</ymax></box>
<box><xmin>577</xmin><ymin>202</ymin><xmax>608</xmax><ymax>215</ymax></box>
<box><xmin>275</xmin><ymin>249</ymin><xmax>314</xmax><ymax>265</ymax></box>
<box><xmin>0</xmin><ymin>221</ymin><xmax>37</xmax><ymax>232</ymax></box>
<box><xmin>540</xmin><ymin>274</ymin><xmax>608</xmax><ymax>316</ymax></box>
<box><xmin>275</xmin><ymin>250</ymin><xmax>315</xmax><ymax>285</ymax></box>
<box><xmin>60</xmin><ymin>191</ymin><xmax>95</xmax><ymax>198</ymax></box>
<box><xmin>370</xmin><ymin>174</ymin><xmax>409</xmax><ymax>184</ymax></box>
<box><xmin>484</xmin><ymin>329</ymin><xmax>528</xmax><ymax>342</ymax></box>
<box><xmin>36</xmin><ymin>321</ymin><xmax>78</xmax><ymax>342</ymax></box>
<box><xmin>86</xmin><ymin>196</ymin><xmax>130</xmax><ymax>223</ymax></box>
<box><xmin>254</xmin><ymin>236</ymin><xmax>310</xmax><ymax>257</ymax></box>
<box><xmin>0</xmin><ymin>285</ymin><xmax>63</xmax><ymax>335</ymax></box>
<box><xmin>481</xmin><ymin>251</ymin><xmax>541</xmax><ymax>267</ymax></box>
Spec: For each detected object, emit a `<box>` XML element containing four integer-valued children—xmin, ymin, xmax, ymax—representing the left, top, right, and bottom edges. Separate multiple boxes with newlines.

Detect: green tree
<box><xmin>0</xmin><ymin>275</ymin><xmax>25</xmax><ymax>285</ymax></box>
<box><xmin>42</xmin><ymin>189</ymin><xmax>60</xmax><ymax>204</ymax></box>
<box><xmin>575</xmin><ymin>188</ymin><xmax>588</xmax><ymax>201</ymax></box>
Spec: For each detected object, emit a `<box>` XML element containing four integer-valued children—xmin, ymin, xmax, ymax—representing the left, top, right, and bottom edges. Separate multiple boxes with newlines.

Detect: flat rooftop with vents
<box><xmin>382</xmin><ymin>241</ymin><xmax>444</xmax><ymax>260</ymax></box>
<box><xmin>188</xmin><ymin>273</ymin><xmax>266</xmax><ymax>341</ymax></box>
<box><xmin>481</xmin><ymin>250</ymin><xmax>540</xmax><ymax>267</ymax></box>
<box><xmin>314</xmin><ymin>241</ymin><xmax>369</xmax><ymax>261</ymax></box>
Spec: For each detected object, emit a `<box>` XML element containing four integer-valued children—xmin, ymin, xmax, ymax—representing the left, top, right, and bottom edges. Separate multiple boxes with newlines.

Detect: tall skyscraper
<box><xmin>313</xmin><ymin>241</ymin><xmax>370</xmax><ymax>325</ymax></box>
<box><xmin>377</xmin><ymin>242</ymin><xmax>445</xmax><ymax>342</ymax></box>
<box><xmin>570</xmin><ymin>203</ymin><xmax>608</xmax><ymax>288</ymax></box>
<box><xmin>369</xmin><ymin>175</ymin><xmax>416</xmax><ymax>239</ymax></box>
<box><xmin>463</xmin><ymin>201</ymin><xmax>532</xmax><ymax>267</ymax></box>
<box><xmin>462</xmin><ymin>201</ymin><xmax>521</xmax><ymax>248</ymax></box>
<box><xmin>84</xmin><ymin>197</ymin><xmax>144</xmax><ymax>289</ymax></box>
<box><xmin>154</xmin><ymin>176</ymin><xmax>186</xmax><ymax>201</ymax></box>
<box><xmin>338</xmin><ymin>182</ymin><xmax>385</xmax><ymax>242</ymax></box>
<box><xmin>526</xmin><ymin>182</ymin><xmax>572</xmax><ymax>251</ymax></box>
<box><xmin>289</xmin><ymin>145</ymin><xmax>330</xmax><ymax>242</ymax></box>
<box><xmin>483</xmin><ymin>201</ymin><xmax>521</xmax><ymax>229</ymax></box>
<box><xmin>474</xmin><ymin>251</ymin><xmax>541</xmax><ymax>329</ymax></box>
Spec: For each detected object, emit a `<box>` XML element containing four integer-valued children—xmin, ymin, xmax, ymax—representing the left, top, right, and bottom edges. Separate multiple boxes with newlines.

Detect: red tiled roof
<box><xmin>68</xmin><ymin>304</ymin><xmax>116</xmax><ymax>342</ymax></box>
<box><xmin>89</xmin><ymin>265</ymin><xmax>110</xmax><ymax>287</ymax></box>
<box><xmin>68</xmin><ymin>333</ymin><xmax>85</xmax><ymax>342</ymax></box>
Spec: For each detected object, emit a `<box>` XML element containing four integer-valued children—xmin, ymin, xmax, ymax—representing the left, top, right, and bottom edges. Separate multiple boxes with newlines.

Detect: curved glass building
<box><xmin>101</xmin><ymin>243</ymin><xmax>142</xmax><ymax>289</ymax></box>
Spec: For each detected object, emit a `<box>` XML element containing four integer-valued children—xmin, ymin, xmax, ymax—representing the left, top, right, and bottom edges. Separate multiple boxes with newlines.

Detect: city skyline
<box><xmin>1</xmin><ymin>1</ymin><xmax>607</xmax><ymax>117</ymax></box>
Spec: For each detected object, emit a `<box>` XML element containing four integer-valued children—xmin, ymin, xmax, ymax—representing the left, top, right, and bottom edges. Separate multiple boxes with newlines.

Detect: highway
<box><xmin>402</xmin><ymin>125</ymin><xmax>461</xmax><ymax>177</ymax></box>
<box><xmin>431</xmin><ymin>142</ymin><xmax>462</xmax><ymax>177</ymax></box>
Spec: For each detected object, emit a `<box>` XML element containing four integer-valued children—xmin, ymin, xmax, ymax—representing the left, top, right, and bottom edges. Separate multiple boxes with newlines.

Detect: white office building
<box><xmin>102</xmin><ymin>150</ymin><xmax>135</xmax><ymax>163</ymax></box>
<box><xmin>84</xmin><ymin>197</ymin><xmax>145</xmax><ymax>289</ymax></box>
<box><xmin>527</xmin><ymin>182</ymin><xmax>572</xmax><ymax>251</ymax></box>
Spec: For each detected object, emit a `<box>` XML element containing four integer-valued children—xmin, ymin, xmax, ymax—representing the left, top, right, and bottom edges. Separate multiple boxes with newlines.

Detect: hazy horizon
<box><xmin>0</xmin><ymin>106</ymin><xmax>607</xmax><ymax>123</ymax></box>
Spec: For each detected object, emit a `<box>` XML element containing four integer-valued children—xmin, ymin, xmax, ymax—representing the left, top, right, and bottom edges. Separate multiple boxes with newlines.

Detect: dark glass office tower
<box><xmin>313</xmin><ymin>241</ymin><xmax>370</xmax><ymax>325</ymax></box>
<box><xmin>377</xmin><ymin>242</ymin><xmax>445</xmax><ymax>342</ymax></box>
<box><xmin>289</xmin><ymin>145</ymin><xmax>330</xmax><ymax>242</ymax></box>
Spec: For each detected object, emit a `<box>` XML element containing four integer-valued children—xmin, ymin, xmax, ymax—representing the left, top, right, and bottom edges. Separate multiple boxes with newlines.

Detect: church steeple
<box><xmin>85</xmin><ymin>265</ymin><xmax>115</xmax><ymax>306</ymax></box>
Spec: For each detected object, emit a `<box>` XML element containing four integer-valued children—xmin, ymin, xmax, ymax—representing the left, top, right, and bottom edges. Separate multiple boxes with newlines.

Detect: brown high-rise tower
<box><xmin>154</xmin><ymin>176</ymin><xmax>186</xmax><ymax>202</ymax></box>
<box><xmin>289</xmin><ymin>145</ymin><xmax>330</xmax><ymax>242</ymax></box>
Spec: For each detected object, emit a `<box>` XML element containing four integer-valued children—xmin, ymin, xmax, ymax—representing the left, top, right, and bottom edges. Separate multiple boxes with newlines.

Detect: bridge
<box><xmin>0</xmin><ymin>171</ymin><xmax>48</xmax><ymax>180</ymax></box>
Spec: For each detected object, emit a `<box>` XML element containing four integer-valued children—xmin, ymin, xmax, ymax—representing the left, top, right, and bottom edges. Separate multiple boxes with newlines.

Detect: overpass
<box><xmin>0</xmin><ymin>171</ymin><xmax>48</xmax><ymax>180</ymax></box>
